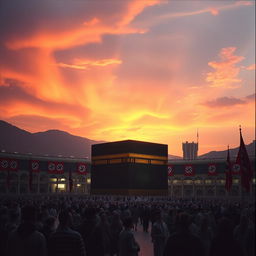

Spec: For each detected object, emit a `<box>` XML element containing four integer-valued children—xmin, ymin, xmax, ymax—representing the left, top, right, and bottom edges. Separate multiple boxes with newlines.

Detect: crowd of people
<box><xmin>0</xmin><ymin>195</ymin><xmax>255</xmax><ymax>256</ymax></box>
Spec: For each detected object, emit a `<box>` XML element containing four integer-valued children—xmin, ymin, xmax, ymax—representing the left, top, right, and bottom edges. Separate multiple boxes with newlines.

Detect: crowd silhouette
<box><xmin>0</xmin><ymin>195</ymin><xmax>254</xmax><ymax>256</ymax></box>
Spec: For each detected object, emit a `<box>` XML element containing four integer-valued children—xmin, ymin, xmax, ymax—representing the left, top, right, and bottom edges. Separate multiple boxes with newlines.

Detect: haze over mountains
<box><xmin>0</xmin><ymin>120</ymin><xmax>254</xmax><ymax>160</ymax></box>
<box><xmin>0</xmin><ymin>120</ymin><xmax>102</xmax><ymax>159</ymax></box>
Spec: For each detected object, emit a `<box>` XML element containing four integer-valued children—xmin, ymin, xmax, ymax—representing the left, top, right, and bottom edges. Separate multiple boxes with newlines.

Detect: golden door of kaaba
<box><xmin>91</xmin><ymin>140</ymin><xmax>168</xmax><ymax>196</ymax></box>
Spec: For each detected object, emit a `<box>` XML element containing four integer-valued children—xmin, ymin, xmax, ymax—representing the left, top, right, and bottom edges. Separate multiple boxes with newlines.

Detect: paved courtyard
<box><xmin>133</xmin><ymin>224</ymin><xmax>154</xmax><ymax>256</ymax></box>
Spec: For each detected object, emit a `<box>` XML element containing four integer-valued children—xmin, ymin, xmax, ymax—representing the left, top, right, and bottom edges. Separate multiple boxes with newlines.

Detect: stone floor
<box><xmin>133</xmin><ymin>224</ymin><xmax>154</xmax><ymax>256</ymax></box>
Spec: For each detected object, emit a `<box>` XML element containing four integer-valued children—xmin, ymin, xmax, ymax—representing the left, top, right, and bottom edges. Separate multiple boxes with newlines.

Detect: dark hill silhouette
<box><xmin>0</xmin><ymin>120</ymin><xmax>103</xmax><ymax>159</ymax></box>
<box><xmin>199</xmin><ymin>140</ymin><xmax>255</xmax><ymax>159</ymax></box>
<box><xmin>0</xmin><ymin>120</ymin><xmax>254</xmax><ymax>160</ymax></box>
<box><xmin>168</xmin><ymin>154</ymin><xmax>182</xmax><ymax>160</ymax></box>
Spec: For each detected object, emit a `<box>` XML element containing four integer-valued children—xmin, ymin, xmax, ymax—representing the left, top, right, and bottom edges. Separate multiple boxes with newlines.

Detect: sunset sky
<box><xmin>0</xmin><ymin>0</ymin><xmax>255</xmax><ymax>156</ymax></box>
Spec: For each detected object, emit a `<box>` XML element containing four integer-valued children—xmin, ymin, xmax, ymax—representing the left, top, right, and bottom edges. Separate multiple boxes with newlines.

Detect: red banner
<box><xmin>184</xmin><ymin>165</ymin><xmax>195</xmax><ymax>176</ymax></box>
<box><xmin>236</xmin><ymin>128</ymin><xmax>253</xmax><ymax>192</ymax></box>
<box><xmin>48</xmin><ymin>162</ymin><xmax>64</xmax><ymax>174</ymax></box>
<box><xmin>0</xmin><ymin>159</ymin><xmax>9</xmax><ymax>171</ymax></box>
<box><xmin>55</xmin><ymin>162</ymin><xmax>64</xmax><ymax>173</ymax></box>
<box><xmin>77</xmin><ymin>163</ymin><xmax>88</xmax><ymax>175</ymax></box>
<box><xmin>31</xmin><ymin>160</ymin><xmax>40</xmax><ymax>173</ymax></box>
<box><xmin>9</xmin><ymin>159</ymin><xmax>18</xmax><ymax>171</ymax></box>
<box><xmin>167</xmin><ymin>165</ymin><xmax>174</xmax><ymax>176</ymax></box>
<box><xmin>232</xmin><ymin>163</ymin><xmax>241</xmax><ymax>175</ymax></box>
<box><xmin>208</xmin><ymin>164</ymin><xmax>217</xmax><ymax>176</ymax></box>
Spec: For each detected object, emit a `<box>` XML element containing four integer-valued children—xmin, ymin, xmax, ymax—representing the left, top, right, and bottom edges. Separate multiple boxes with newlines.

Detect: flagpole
<box><xmin>238</xmin><ymin>125</ymin><xmax>245</xmax><ymax>206</ymax></box>
<box><xmin>228</xmin><ymin>145</ymin><xmax>231</xmax><ymax>199</ymax></box>
<box><xmin>240</xmin><ymin>126</ymin><xmax>244</xmax><ymax>205</ymax></box>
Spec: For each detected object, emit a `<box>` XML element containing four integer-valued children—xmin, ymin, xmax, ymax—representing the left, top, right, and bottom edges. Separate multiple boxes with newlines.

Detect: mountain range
<box><xmin>0</xmin><ymin>120</ymin><xmax>254</xmax><ymax>160</ymax></box>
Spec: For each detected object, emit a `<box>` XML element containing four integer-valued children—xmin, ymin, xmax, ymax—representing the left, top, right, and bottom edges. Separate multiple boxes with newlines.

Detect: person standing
<box><xmin>151</xmin><ymin>210</ymin><xmax>169</xmax><ymax>256</ymax></box>
<box><xmin>163</xmin><ymin>212</ymin><xmax>204</xmax><ymax>256</ymax></box>
<box><xmin>6</xmin><ymin>205</ymin><xmax>47</xmax><ymax>256</ymax></box>
<box><xmin>141</xmin><ymin>205</ymin><xmax>150</xmax><ymax>233</ymax></box>
<box><xmin>119</xmin><ymin>217</ymin><xmax>140</xmax><ymax>256</ymax></box>
<box><xmin>210</xmin><ymin>217</ymin><xmax>244</xmax><ymax>256</ymax></box>
<box><xmin>48</xmin><ymin>210</ymin><xmax>86</xmax><ymax>256</ymax></box>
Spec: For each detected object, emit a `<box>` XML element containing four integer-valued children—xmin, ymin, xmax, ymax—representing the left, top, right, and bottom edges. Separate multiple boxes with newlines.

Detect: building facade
<box><xmin>0</xmin><ymin>152</ymin><xmax>91</xmax><ymax>194</ymax></box>
<box><xmin>167</xmin><ymin>158</ymin><xmax>255</xmax><ymax>199</ymax></box>
<box><xmin>0</xmin><ymin>152</ymin><xmax>255</xmax><ymax>198</ymax></box>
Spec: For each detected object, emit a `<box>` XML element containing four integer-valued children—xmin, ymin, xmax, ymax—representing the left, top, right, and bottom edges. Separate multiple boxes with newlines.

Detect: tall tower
<box><xmin>182</xmin><ymin>130</ymin><xmax>199</xmax><ymax>160</ymax></box>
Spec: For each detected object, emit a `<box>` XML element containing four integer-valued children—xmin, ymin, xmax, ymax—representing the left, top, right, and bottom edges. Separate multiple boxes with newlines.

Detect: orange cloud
<box><xmin>209</xmin><ymin>8</ymin><xmax>219</xmax><ymax>16</ymax></box>
<box><xmin>245</xmin><ymin>64</ymin><xmax>256</xmax><ymax>70</ymax></box>
<box><xmin>236</xmin><ymin>1</ymin><xmax>254</xmax><ymax>6</ymax></box>
<box><xmin>118</xmin><ymin>0</ymin><xmax>162</xmax><ymax>26</ymax></box>
<box><xmin>137</xmin><ymin>1</ymin><xmax>254</xmax><ymax>27</ymax></box>
<box><xmin>5</xmin><ymin>1</ymin><xmax>160</xmax><ymax>51</ymax></box>
<box><xmin>5</xmin><ymin>23</ymin><xmax>140</xmax><ymax>51</ymax></box>
<box><xmin>57</xmin><ymin>58</ymin><xmax>122</xmax><ymax>70</ymax></box>
<box><xmin>206</xmin><ymin>47</ymin><xmax>245</xmax><ymax>88</ymax></box>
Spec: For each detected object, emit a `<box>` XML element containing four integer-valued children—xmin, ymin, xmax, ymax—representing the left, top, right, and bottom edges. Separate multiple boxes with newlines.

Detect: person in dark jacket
<box><xmin>48</xmin><ymin>209</ymin><xmax>86</xmax><ymax>256</ymax></box>
<box><xmin>163</xmin><ymin>212</ymin><xmax>205</xmax><ymax>256</ymax></box>
<box><xmin>119</xmin><ymin>217</ymin><xmax>140</xmax><ymax>256</ymax></box>
<box><xmin>42</xmin><ymin>216</ymin><xmax>57</xmax><ymax>245</ymax></box>
<box><xmin>6</xmin><ymin>205</ymin><xmax>47</xmax><ymax>256</ymax></box>
<box><xmin>209</xmin><ymin>217</ymin><xmax>244</xmax><ymax>256</ymax></box>
<box><xmin>79</xmin><ymin>207</ymin><xmax>104</xmax><ymax>256</ymax></box>
<box><xmin>110</xmin><ymin>211</ymin><xmax>123</xmax><ymax>256</ymax></box>
<box><xmin>141</xmin><ymin>205</ymin><xmax>150</xmax><ymax>232</ymax></box>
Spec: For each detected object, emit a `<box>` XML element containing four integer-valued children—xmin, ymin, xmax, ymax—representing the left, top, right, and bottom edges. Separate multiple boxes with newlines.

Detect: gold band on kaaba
<box><xmin>92</xmin><ymin>153</ymin><xmax>168</xmax><ymax>165</ymax></box>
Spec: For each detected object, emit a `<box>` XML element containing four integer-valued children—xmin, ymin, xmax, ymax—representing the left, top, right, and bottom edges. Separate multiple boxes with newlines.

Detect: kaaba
<box><xmin>91</xmin><ymin>140</ymin><xmax>168</xmax><ymax>196</ymax></box>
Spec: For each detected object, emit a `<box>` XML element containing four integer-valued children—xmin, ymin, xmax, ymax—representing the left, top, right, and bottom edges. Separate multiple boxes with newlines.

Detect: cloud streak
<box><xmin>203</xmin><ymin>93</ymin><xmax>255</xmax><ymax>108</ymax></box>
<box><xmin>135</xmin><ymin>0</ymin><xmax>254</xmax><ymax>27</ymax></box>
<box><xmin>57</xmin><ymin>58</ymin><xmax>122</xmax><ymax>70</ymax></box>
<box><xmin>206</xmin><ymin>47</ymin><xmax>244</xmax><ymax>88</ymax></box>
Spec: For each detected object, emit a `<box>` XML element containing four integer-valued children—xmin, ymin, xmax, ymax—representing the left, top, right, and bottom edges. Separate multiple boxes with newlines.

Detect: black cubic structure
<box><xmin>91</xmin><ymin>140</ymin><xmax>168</xmax><ymax>195</ymax></box>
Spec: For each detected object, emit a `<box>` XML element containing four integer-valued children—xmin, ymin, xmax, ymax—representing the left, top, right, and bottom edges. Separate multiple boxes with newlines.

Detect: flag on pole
<box><xmin>9</xmin><ymin>159</ymin><xmax>18</xmax><ymax>171</ymax></box>
<box><xmin>69</xmin><ymin>170</ymin><xmax>73</xmax><ymax>193</ymax></box>
<box><xmin>167</xmin><ymin>165</ymin><xmax>174</xmax><ymax>176</ymax></box>
<box><xmin>236</xmin><ymin>127</ymin><xmax>253</xmax><ymax>192</ymax></box>
<box><xmin>0</xmin><ymin>159</ymin><xmax>9</xmax><ymax>171</ymax></box>
<box><xmin>31</xmin><ymin>160</ymin><xmax>40</xmax><ymax>173</ymax></box>
<box><xmin>208</xmin><ymin>163</ymin><xmax>217</xmax><ymax>176</ymax></box>
<box><xmin>184</xmin><ymin>165</ymin><xmax>195</xmax><ymax>176</ymax></box>
<box><xmin>77</xmin><ymin>163</ymin><xmax>87</xmax><ymax>175</ymax></box>
<box><xmin>225</xmin><ymin>145</ymin><xmax>232</xmax><ymax>191</ymax></box>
